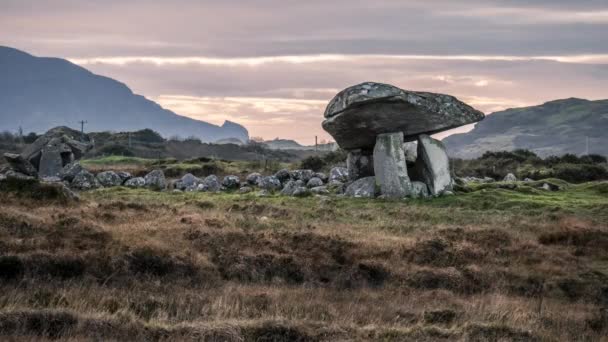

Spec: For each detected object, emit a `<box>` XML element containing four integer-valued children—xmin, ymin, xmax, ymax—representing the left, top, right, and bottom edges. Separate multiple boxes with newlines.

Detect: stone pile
<box><xmin>322</xmin><ymin>82</ymin><xmax>484</xmax><ymax>199</ymax></box>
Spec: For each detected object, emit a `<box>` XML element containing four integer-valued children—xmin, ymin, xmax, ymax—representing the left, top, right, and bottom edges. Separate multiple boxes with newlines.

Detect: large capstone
<box><xmin>346</xmin><ymin>149</ymin><xmax>374</xmax><ymax>181</ymax></box>
<box><xmin>322</xmin><ymin>82</ymin><xmax>484</xmax><ymax>150</ymax></box>
<box><xmin>373</xmin><ymin>132</ymin><xmax>411</xmax><ymax>198</ymax></box>
<box><xmin>415</xmin><ymin>134</ymin><xmax>452</xmax><ymax>196</ymax></box>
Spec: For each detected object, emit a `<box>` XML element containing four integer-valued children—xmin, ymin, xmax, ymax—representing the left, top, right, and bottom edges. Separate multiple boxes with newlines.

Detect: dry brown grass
<box><xmin>0</xmin><ymin>188</ymin><xmax>607</xmax><ymax>341</ymax></box>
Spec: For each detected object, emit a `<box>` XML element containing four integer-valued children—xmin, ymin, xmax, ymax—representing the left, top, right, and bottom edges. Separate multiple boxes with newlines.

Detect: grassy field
<box><xmin>0</xmin><ymin>180</ymin><xmax>607</xmax><ymax>341</ymax></box>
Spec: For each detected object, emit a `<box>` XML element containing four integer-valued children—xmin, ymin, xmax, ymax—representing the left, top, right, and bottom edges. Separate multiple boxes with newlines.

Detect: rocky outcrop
<box><xmin>3</xmin><ymin>153</ymin><xmax>38</xmax><ymax>177</ymax></box>
<box><xmin>416</xmin><ymin>135</ymin><xmax>452</xmax><ymax>196</ymax></box>
<box><xmin>322</xmin><ymin>82</ymin><xmax>484</xmax><ymax>150</ymax></box>
<box><xmin>373</xmin><ymin>132</ymin><xmax>411</xmax><ymax>198</ymax></box>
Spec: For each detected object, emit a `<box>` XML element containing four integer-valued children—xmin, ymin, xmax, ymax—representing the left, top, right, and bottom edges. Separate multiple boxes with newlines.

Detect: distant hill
<box><xmin>0</xmin><ymin>46</ymin><xmax>249</xmax><ymax>142</ymax></box>
<box><xmin>443</xmin><ymin>98</ymin><xmax>608</xmax><ymax>159</ymax></box>
<box><xmin>263</xmin><ymin>139</ymin><xmax>337</xmax><ymax>151</ymax></box>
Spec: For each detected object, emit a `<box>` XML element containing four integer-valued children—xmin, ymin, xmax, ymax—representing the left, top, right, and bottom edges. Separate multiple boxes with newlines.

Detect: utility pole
<box><xmin>315</xmin><ymin>136</ymin><xmax>318</xmax><ymax>152</ymax></box>
<box><xmin>585</xmin><ymin>136</ymin><xmax>589</xmax><ymax>155</ymax></box>
<box><xmin>78</xmin><ymin>120</ymin><xmax>88</xmax><ymax>134</ymax></box>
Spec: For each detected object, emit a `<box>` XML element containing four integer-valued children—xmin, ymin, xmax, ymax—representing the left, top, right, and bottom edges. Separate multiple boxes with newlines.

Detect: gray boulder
<box><xmin>117</xmin><ymin>171</ymin><xmax>132</xmax><ymax>183</ymax></box>
<box><xmin>257</xmin><ymin>176</ymin><xmax>282</xmax><ymax>192</ymax></box>
<box><xmin>415</xmin><ymin>134</ymin><xmax>452</xmax><ymax>196</ymax></box>
<box><xmin>347</xmin><ymin>150</ymin><xmax>374</xmax><ymax>181</ymax></box>
<box><xmin>403</xmin><ymin>141</ymin><xmax>418</xmax><ymax>164</ymax></box>
<box><xmin>280</xmin><ymin>180</ymin><xmax>298</xmax><ymax>196</ymax></box>
<box><xmin>290</xmin><ymin>169</ymin><xmax>314</xmax><ymax>183</ymax></box>
<box><xmin>71</xmin><ymin>170</ymin><xmax>101</xmax><ymax>191</ymax></box>
<box><xmin>125</xmin><ymin>177</ymin><xmax>146</xmax><ymax>188</ymax></box>
<box><xmin>144</xmin><ymin>170</ymin><xmax>167</xmax><ymax>190</ymax></box>
<box><xmin>311</xmin><ymin>186</ymin><xmax>330</xmax><ymax>195</ymax></box>
<box><xmin>59</xmin><ymin>162</ymin><xmax>84</xmax><ymax>182</ymax></box>
<box><xmin>246</xmin><ymin>172</ymin><xmax>262</xmax><ymax>185</ymax></box>
<box><xmin>373</xmin><ymin>132</ymin><xmax>411</xmax><ymax>198</ymax></box>
<box><xmin>307</xmin><ymin>177</ymin><xmax>324</xmax><ymax>188</ymax></box>
<box><xmin>274</xmin><ymin>169</ymin><xmax>291</xmax><ymax>183</ymax></box>
<box><xmin>175</xmin><ymin>173</ymin><xmax>201</xmax><ymax>190</ymax></box>
<box><xmin>503</xmin><ymin>173</ymin><xmax>517</xmax><ymax>182</ymax></box>
<box><xmin>345</xmin><ymin>176</ymin><xmax>377</xmax><ymax>198</ymax></box>
<box><xmin>200</xmin><ymin>175</ymin><xmax>221</xmax><ymax>192</ymax></box>
<box><xmin>3</xmin><ymin>153</ymin><xmax>38</xmax><ymax>177</ymax></box>
<box><xmin>329</xmin><ymin>167</ymin><xmax>349</xmax><ymax>183</ymax></box>
<box><xmin>222</xmin><ymin>175</ymin><xmax>240</xmax><ymax>189</ymax></box>
<box><xmin>322</xmin><ymin>82</ymin><xmax>484</xmax><ymax>150</ymax></box>
<box><xmin>96</xmin><ymin>171</ymin><xmax>123</xmax><ymax>187</ymax></box>
<box><xmin>313</xmin><ymin>172</ymin><xmax>328</xmax><ymax>182</ymax></box>
<box><xmin>410</xmin><ymin>181</ymin><xmax>430</xmax><ymax>199</ymax></box>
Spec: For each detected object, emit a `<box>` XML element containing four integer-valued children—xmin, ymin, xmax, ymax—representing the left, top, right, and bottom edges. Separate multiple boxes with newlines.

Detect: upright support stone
<box><xmin>373</xmin><ymin>132</ymin><xmax>411</xmax><ymax>198</ymax></box>
<box><xmin>346</xmin><ymin>149</ymin><xmax>374</xmax><ymax>181</ymax></box>
<box><xmin>416</xmin><ymin>134</ymin><xmax>452</xmax><ymax>196</ymax></box>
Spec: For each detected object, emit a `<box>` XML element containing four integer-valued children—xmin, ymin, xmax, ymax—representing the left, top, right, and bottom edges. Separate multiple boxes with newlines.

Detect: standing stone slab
<box><xmin>416</xmin><ymin>134</ymin><xmax>452</xmax><ymax>196</ymax></box>
<box><xmin>373</xmin><ymin>132</ymin><xmax>411</xmax><ymax>198</ymax></box>
<box><xmin>38</xmin><ymin>150</ymin><xmax>64</xmax><ymax>178</ymax></box>
<box><xmin>347</xmin><ymin>149</ymin><xmax>374</xmax><ymax>181</ymax></box>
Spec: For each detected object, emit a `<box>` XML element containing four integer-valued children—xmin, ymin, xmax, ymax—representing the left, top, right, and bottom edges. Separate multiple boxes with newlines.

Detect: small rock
<box><xmin>144</xmin><ymin>170</ymin><xmax>167</xmax><ymax>190</ymax></box>
<box><xmin>71</xmin><ymin>170</ymin><xmax>101</xmax><ymax>190</ymax></box>
<box><xmin>246</xmin><ymin>172</ymin><xmax>262</xmax><ymax>185</ymax></box>
<box><xmin>307</xmin><ymin>177</ymin><xmax>324</xmax><ymax>188</ymax></box>
<box><xmin>313</xmin><ymin>172</ymin><xmax>328</xmax><ymax>182</ymax></box>
<box><xmin>96</xmin><ymin>171</ymin><xmax>123</xmax><ymax>187</ymax></box>
<box><xmin>125</xmin><ymin>177</ymin><xmax>146</xmax><ymax>188</ymax></box>
<box><xmin>59</xmin><ymin>162</ymin><xmax>84</xmax><ymax>182</ymax></box>
<box><xmin>222</xmin><ymin>175</ymin><xmax>240</xmax><ymax>190</ymax></box>
<box><xmin>274</xmin><ymin>169</ymin><xmax>291</xmax><ymax>183</ymax></box>
<box><xmin>257</xmin><ymin>176</ymin><xmax>282</xmax><ymax>192</ymax></box>
<box><xmin>200</xmin><ymin>175</ymin><xmax>221</xmax><ymax>192</ymax></box>
<box><xmin>503</xmin><ymin>173</ymin><xmax>517</xmax><ymax>182</ymax></box>
<box><xmin>281</xmin><ymin>180</ymin><xmax>298</xmax><ymax>196</ymax></box>
<box><xmin>345</xmin><ymin>176</ymin><xmax>377</xmax><ymax>198</ymax></box>
<box><xmin>290</xmin><ymin>169</ymin><xmax>314</xmax><ymax>183</ymax></box>
<box><xmin>329</xmin><ymin>167</ymin><xmax>349</xmax><ymax>183</ymax></box>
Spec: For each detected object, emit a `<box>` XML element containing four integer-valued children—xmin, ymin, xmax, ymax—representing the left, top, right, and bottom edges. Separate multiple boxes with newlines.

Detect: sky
<box><xmin>2</xmin><ymin>0</ymin><xmax>608</xmax><ymax>144</ymax></box>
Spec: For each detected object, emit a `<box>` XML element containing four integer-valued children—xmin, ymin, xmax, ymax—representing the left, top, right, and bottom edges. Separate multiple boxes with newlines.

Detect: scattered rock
<box><xmin>125</xmin><ymin>177</ymin><xmax>146</xmax><ymax>188</ymax></box>
<box><xmin>329</xmin><ymin>167</ymin><xmax>349</xmax><ymax>183</ymax></box>
<box><xmin>71</xmin><ymin>170</ymin><xmax>101</xmax><ymax>190</ymax></box>
<box><xmin>96</xmin><ymin>171</ymin><xmax>123</xmax><ymax>187</ymax></box>
<box><xmin>307</xmin><ymin>177</ymin><xmax>324</xmax><ymax>188</ymax></box>
<box><xmin>503</xmin><ymin>173</ymin><xmax>517</xmax><ymax>182</ymax></box>
<box><xmin>175</xmin><ymin>173</ymin><xmax>201</xmax><ymax>191</ymax></box>
<box><xmin>116</xmin><ymin>171</ymin><xmax>132</xmax><ymax>183</ymax></box>
<box><xmin>144</xmin><ymin>170</ymin><xmax>167</xmax><ymax>190</ymax></box>
<box><xmin>281</xmin><ymin>180</ymin><xmax>298</xmax><ymax>196</ymax></box>
<box><xmin>59</xmin><ymin>162</ymin><xmax>84</xmax><ymax>182</ymax></box>
<box><xmin>322</xmin><ymin>82</ymin><xmax>484</xmax><ymax>150</ymax></box>
<box><xmin>222</xmin><ymin>175</ymin><xmax>241</xmax><ymax>189</ymax></box>
<box><xmin>345</xmin><ymin>176</ymin><xmax>377</xmax><ymax>198</ymax></box>
<box><xmin>373</xmin><ymin>132</ymin><xmax>411</xmax><ymax>198</ymax></box>
<box><xmin>246</xmin><ymin>172</ymin><xmax>262</xmax><ymax>185</ymax></box>
<box><xmin>416</xmin><ymin>134</ymin><xmax>452</xmax><ymax>196</ymax></box>
<box><xmin>274</xmin><ymin>169</ymin><xmax>291</xmax><ymax>183</ymax></box>
<box><xmin>290</xmin><ymin>169</ymin><xmax>314</xmax><ymax>183</ymax></box>
<box><xmin>313</xmin><ymin>172</ymin><xmax>328</xmax><ymax>182</ymax></box>
<box><xmin>200</xmin><ymin>175</ymin><xmax>221</xmax><ymax>192</ymax></box>
<box><xmin>257</xmin><ymin>176</ymin><xmax>282</xmax><ymax>192</ymax></box>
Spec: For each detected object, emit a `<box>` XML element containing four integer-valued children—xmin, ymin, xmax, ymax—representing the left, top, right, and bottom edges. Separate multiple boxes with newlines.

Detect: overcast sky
<box><xmin>2</xmin><ymin>0</ymin><xmax>607</xmax><ymax>143</ymax></box>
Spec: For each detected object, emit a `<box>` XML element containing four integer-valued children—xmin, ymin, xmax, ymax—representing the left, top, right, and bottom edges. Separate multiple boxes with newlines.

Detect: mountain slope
<box><xmin>443</xmin><ymin>98</ymin><xmax>608</xmax><ymax>158</ymax></box>
<box><xmin>0</xmin><ymin>46</ymin><xmax>249</xmax><ymax>142</ymax></box>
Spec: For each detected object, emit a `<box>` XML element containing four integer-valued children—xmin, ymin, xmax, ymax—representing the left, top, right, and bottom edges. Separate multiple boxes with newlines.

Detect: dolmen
<box><xmin>3</xmin><ymin>126</ymin><xmax>93</xmax><ymax>180</ymax></box>
<box><xmin>322</xmin><ymin>82</ymin><xmax>484</xmax><ymax>199</ymax></box>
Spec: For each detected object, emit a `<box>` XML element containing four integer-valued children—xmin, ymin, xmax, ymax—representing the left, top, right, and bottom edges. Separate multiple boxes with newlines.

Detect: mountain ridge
<box><xmin>0</xmin><ymin>46</ymin><xmax>249</xmax><ymax>142</ymax></box>
<box><xmin>443</xmin><ymin>97</ymin><xmax>608</xmax><ymax>158</ymax></box>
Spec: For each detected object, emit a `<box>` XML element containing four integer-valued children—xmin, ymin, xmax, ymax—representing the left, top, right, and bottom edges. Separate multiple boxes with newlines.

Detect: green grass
<box><xmin>81</xmin><ymin>155</ymin><xmax>156</xmax><ymax>166</ymax></box>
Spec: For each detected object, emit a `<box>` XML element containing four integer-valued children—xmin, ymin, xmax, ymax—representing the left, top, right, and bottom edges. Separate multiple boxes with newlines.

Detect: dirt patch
<box><xmin>407</xmin><ymin>267</ymin><xmax>489</xmax><ymax>294</ymax></box>
<box><xmin>465</xmin><ymin>323</ymin><xmax>539</xmax><ymax>342</ymax></box>
<box><xmin>539</xmin><ymin>229</ymin><xmax>608</xmax><ymax>249</ymax></box>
